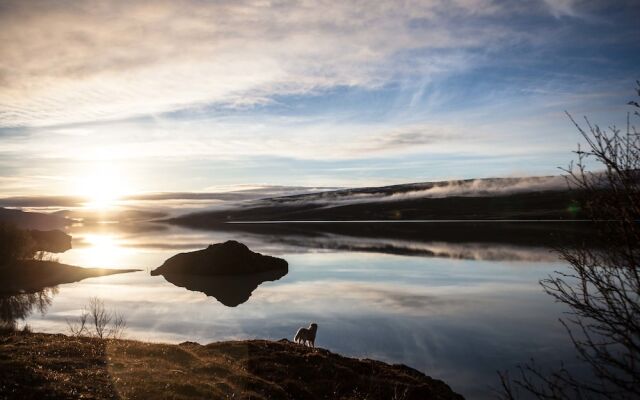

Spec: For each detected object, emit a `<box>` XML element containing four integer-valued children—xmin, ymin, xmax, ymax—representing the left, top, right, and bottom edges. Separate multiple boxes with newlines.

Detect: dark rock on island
<box><xmin>151</xmin><ymin>240</ymin><xmax>288</xmax><ymax>276</ymax></box>
<box><xmin>151</xmin><ymin>241</ymin><xmax>288</xmax><ymax>307</ymax></box>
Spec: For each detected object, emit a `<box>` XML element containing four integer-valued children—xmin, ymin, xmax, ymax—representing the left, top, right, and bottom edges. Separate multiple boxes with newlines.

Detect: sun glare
<box><xmin>64</xmin><ymin>233</ymin><xmax>136</xmax><ymax>269</ymax></box>
<box><xmin>75</xmin><ymin>165</ymin><xmax>129</xmax><ymax>209</ymax></box>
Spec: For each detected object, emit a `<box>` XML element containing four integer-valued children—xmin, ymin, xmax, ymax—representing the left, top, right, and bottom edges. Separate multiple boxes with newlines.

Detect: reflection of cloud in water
<box><xmin>58</xmin><ymin>221</ymin><xmax>562</xmax><ymax>275</ymax></box>
<box><xmin>21</xmin><ymin>257</ymin><xmax>576</xmax><ymax>400</ymax></box>
<box><xmin>275</xmin><ymin>235</ymin><xmax>559</xmax><ymax>262</ymax></box>
<box><xmin>253</xmin><ymin>281</ymin><xmax>472</xmax><ymax>316</ymax></box>
<box><xmin>43</xmin><ymin>222</ymin><xmax>578</xmax><ymax>399</ymax></box>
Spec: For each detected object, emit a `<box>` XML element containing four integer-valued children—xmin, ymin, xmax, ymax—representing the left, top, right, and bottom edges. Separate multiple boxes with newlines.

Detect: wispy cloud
<box><xmin>0</xmin><ymin>0</ymin><xmax>529</xmax><ymax>127</ymax></box>
<box><xmin>0</xmin><ymin>0</ymin><xmax>637</xmax><ymax>195</ymax></box>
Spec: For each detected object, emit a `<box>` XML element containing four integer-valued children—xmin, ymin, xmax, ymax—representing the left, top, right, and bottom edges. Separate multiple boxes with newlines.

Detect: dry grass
<box><xmin>0</xmin><ymin>332</ymin><xmax>463</xmax><ymax>400</ymax></box>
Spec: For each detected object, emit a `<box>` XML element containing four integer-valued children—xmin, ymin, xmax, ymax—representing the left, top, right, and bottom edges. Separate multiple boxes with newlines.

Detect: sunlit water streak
<box><xmin>21</xmin><ymin>222</ymin><xmax>581</xmax><ymax>399</ymax></box>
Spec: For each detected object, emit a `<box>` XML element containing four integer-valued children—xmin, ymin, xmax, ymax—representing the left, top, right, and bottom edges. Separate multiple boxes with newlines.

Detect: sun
<box><xmin>75</xmin><ymin>165</ymin><xmax>129</xmax><ymax>209</ymax></box>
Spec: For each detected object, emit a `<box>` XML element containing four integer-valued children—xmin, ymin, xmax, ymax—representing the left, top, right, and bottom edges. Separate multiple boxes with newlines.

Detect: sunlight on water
<box><xmin>62</xmin><ymin>232</ymin><xmax>139</xmax><ymax>269</ymax></box>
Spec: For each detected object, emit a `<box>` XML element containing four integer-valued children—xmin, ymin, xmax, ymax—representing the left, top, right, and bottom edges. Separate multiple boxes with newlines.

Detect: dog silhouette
<box><xmin>294</xmin><ymin>322</ymin><xmax>318</xmax><ymax>347</ymax></box>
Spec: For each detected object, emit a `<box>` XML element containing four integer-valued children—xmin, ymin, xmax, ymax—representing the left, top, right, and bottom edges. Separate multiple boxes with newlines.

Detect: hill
<box><xmin>0</xmin><ymin>208</ymin><xmax>68</xmax><ymax>230</ymax></box>
<box><xmin>168</xmin><ymin>176</ymin><xmax>584</xmax><ymax>226</ymax></box>
<box><xmin>0</xmin><ymin>332</ymin><xmax>464</xmax><ymax>400</ymax></box>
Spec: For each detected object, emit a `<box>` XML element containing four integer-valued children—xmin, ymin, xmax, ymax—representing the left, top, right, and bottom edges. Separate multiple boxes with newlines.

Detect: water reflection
<box><xmin>0</xmin><ymin>287</ymin><xmax>58</xmax><ymax>330</ymax></box>
<box><xmin>27</xmin><ymin>221</ymin><xmax>589</xmax><ymax>399</ymax></box>
<box><xmin>67</xmin><ymin>232</ymin><xmax>139</xmax><ymax>268</ymax></box>
<box><xmin>159</xmin><ymin>269</ymin><xmax>288</xmax><ymax>307</ymax></box>
<box><xmin>60</xmin><ymin>221</ymin><xmax>569</xmax><ymax>267</ymax></box>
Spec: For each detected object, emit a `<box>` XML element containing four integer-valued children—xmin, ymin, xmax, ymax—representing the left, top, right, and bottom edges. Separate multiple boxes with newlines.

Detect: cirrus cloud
<box><xmin>0</xmin><ymin>0</ymin><xmax>526</xmax><ymax>127</ymax></box>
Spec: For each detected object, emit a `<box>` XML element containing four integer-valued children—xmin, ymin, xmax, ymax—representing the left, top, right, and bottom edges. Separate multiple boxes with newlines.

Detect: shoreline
<box><xmin>0</xmin><ymin>331</ymin><xmax>464</xmax><ymax>399</ymax></box>
<box><xmin>0</xmin><ymin>260</ymin><xmax>139</xmax><ymax>295</ymax></box>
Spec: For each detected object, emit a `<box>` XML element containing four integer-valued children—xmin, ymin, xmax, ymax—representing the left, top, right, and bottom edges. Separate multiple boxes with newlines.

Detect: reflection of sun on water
<box><xmin>65</xmin><ymin>233</ymin><xmax>137</xmax><ymax>269</ymax></box>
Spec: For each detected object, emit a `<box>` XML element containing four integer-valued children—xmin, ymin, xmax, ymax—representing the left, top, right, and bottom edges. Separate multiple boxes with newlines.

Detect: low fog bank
<box><xmin>254</xmin><ymin>175</ymin><xmax>572</xmax><ymax>209</ymax></box>
<box><xmin>0</xmin><ymin>185</ymin><xmax>339</xmax><ymax>220</ymax></box>
<box><xmin>0</xmin><ymin>175</ymin><xmax>576</xmax><ymax>227</ymax></box>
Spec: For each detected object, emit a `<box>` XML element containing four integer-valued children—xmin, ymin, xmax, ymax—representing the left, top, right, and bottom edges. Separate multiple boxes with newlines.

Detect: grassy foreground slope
<box><xmin>0</xmin><ymin>332</ymin><xmax>463</xmax><ymax>400</ymax></box>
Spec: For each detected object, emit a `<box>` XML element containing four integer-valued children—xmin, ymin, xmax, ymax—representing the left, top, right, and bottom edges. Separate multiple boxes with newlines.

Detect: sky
<box><xmin>0</xmin><ymin>0</ymin><xmax>638</xmax><ymax>199</ymax></box>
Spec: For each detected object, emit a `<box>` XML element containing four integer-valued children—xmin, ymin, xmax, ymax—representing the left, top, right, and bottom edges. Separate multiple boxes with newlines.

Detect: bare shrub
<box><xmin>67</xmin><ymin>297</ymin><xmax>127</xmax><ymax>339</ymax></box>
<box><xmin>499</xmin><ymin>83</ymin><xmax>640</xmax><ymax>399</ymax></box>
<box><xmin>67</xmin><ymin>308</ymin><xmax>89</xmax><ymax>337</ymax></box>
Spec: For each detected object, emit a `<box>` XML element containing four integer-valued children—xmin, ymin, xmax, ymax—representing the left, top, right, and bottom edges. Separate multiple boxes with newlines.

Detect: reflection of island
<box><xmin>0</xmin><ymin>287</ymin><xmax>57</xmax><ymax>329</ymax></box>
<box><xmin>151</xmin><ymin>241</ymin><xmax>288</xmax><ymax>307</ymax></box>
<box><xmin>160</xmin><ymin>269</ymin><xmax>287</xmax><ymax>306</ymax></box>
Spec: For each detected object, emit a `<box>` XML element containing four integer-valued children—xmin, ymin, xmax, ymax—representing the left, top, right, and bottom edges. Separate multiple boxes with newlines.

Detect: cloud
<box><xmin>1</xmin><ymin>0</ymin><xmax>636</xmax><ymax>196</ymax></box>
<box><xmin>540</xmin><ymin>0</ymin><xmax>637</xmax><ymax>21</ymax></box>
<box><xmin>0</xmin><ymin>0</ymin><xmax>522</xmax><ymax>127</ymax></box>
<box><xmin>0</xmin><ymin>195</ymin><xmax>83</xmax><ymax>208</ymax></box>
<box><xmin>357</xmin><ymin>125</ymin><xmax>456</xmax><ymax>152</ymax></box>
<box><xmin>384</xmin><ymin>175</ymin><xmax>571</xmax><ymax>200</ymax></box>
<box><xmin>543</xmin><ymin>0</ymin><xmax>581</xmax><ymax>18</ymax></box>
<box><xmin>256</xmin><ymin>281</ymin><xmax>472</xmax><ymax>316</ymax></box>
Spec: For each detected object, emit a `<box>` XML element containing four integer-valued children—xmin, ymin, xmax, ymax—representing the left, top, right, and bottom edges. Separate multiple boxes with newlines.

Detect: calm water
<box><xmin>16</xmin><ymin>221</ymin><xmax>582</xmax><ymax>399</ymax></box>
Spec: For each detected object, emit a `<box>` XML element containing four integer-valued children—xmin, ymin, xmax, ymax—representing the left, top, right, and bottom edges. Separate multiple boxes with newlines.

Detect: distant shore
<box><xmin>168</xmin><ymin>188</ymin><xmax>586</xmax><ymax>226</ymax></box>
<box><xmin>0</xmin><ymin>332</ymin><xmax>464</xmax><ymax>400</ymax></box>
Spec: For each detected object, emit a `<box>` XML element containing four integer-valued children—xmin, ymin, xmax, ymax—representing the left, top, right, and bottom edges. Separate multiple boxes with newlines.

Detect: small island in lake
<box><xmin>151</xmin><ymin>241</ymin><xmax>288</xmax><ymax>307</ymax></box>
<box><xmin>151</xmin><ymin>240</ymin><xmax>288</xmax><ymax>276</ymax></box>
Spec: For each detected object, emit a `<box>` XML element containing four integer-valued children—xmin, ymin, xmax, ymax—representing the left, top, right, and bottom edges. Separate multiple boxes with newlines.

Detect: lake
<box><xmin>16</xmin><ymin>220</ymin><xmax>587</xmax><ymax>399</ymax></box>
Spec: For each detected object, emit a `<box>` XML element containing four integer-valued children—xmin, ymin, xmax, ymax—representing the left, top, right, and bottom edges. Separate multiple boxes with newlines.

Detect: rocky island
<box><xmin>151</xmin><ymin>241</ymin><xmax>288</xmax><ymax>306</ymax></box>
<box><xmin>151</xmin><ymin>240</ymin><xmax>288</xmax><ymax>276</ymax></box>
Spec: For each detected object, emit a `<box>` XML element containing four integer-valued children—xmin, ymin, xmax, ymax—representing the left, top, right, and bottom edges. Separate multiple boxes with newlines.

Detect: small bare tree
<box><xmin>499</xmin><ymin>83</ymin><xmax>640</xmax><ymax>399</ymax></box>
<box><xmin>67</xmin><ymin>297</ymin><xmax>127</xmax><ymax>339</ymax></box>
<box><xmin>67</xmin><ymin>308</ymin><xmax>89</xmax><ymax>337</ymax></box>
